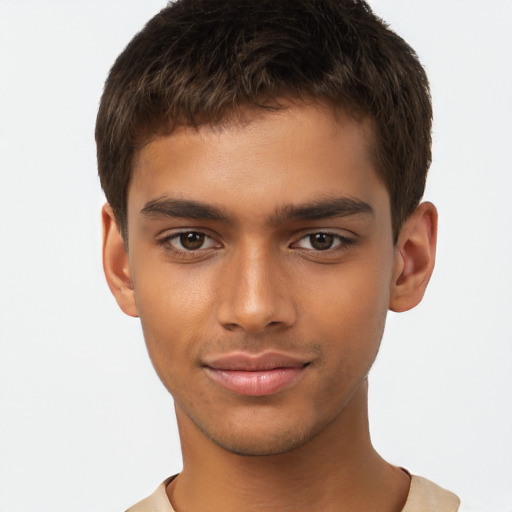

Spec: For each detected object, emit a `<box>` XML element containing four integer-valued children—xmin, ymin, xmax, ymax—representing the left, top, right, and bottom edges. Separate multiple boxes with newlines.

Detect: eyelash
<box><xmin>291</xmin><ymin>232</ymin><xmax>354</xmax><ymax>251</ymax></box>
<box><xmin>157</xmin><ymin>231</ymin><xmax>220</xmax><ymax>259</ymax></box>
<box><xmin>157</xmin><ymin>230</ymin><xmax>355</xmax><ymax>259</ymax></box>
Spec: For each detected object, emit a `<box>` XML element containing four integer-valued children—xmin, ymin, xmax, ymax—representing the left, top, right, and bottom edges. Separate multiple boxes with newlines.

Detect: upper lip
<box><xmin>203</xmin><ymin>351</ymin><xmax>310</xmax><ymax>371</ymax></box>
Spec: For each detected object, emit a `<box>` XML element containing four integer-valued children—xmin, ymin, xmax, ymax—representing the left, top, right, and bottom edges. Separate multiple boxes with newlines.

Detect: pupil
<box><xmin>311</xmin><ymin>233</ymin><xmax>333</xmax><ymax>250</ymax></box>
<box><xmin>181</xmin><ymin>232</ymin><xmax>205</xmax><ymax>250</ymax></box>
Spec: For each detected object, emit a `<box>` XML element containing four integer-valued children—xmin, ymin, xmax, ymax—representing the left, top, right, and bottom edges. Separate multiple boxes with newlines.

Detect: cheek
<box><xmin>303</xmin><ymin>252</ymin><xmax>391</xmax><ymax>320</ymax></box>
<box><xmin>301</xmin><ymin>255</ymin><xmax>392</xmax><ymax>364</ymax></box>
<box><xmin>131</xmin><ymin>263</ymin><xmax>217</xmax><ymax>384</ymax></box>
<box><xmin>134</xmin><ymin>254</ymin><xmax>216</xmax><ymax>327</ymax></box>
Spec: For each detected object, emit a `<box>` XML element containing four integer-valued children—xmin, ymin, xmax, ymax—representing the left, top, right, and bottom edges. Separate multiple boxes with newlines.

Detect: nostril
<box><xmin>223</xmin><ymin>322</ymin><xmax>240</xmax><ymax>332</ymax></box>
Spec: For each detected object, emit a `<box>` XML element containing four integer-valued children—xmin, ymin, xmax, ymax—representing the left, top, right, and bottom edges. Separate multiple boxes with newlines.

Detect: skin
<box><xmin>103</xmin><ymin>103</ymin><xmax>437</xmax><ymax>512</ymax></box>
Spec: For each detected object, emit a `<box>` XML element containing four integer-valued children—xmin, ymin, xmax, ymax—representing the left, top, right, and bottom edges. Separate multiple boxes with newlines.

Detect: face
<box><xmin>122</xmin><ymin>104</ymin><xmax>398</xmax><ymax>456</ymax></box>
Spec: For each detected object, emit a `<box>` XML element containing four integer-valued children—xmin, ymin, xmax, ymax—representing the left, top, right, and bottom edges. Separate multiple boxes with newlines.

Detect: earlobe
<box><xmin>389</xmin><ymin>202</ymin><xmax>438</xmax><ymax>313</ymax></box>
<box><xmin>102</xmin><ymin>203</ymin><xmax>139</xmax><ymax>317</ymax></box>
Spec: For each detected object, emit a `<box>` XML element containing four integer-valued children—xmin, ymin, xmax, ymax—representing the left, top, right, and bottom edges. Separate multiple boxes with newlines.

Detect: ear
<box><xmin>389</xmin><ymin>202</ymin><xmax>438</xmax><ymax>313</ymax></box>
<box><xmin>102</xmin><ymin>203</ymin><xmax>139</xmax><ymax>317</ymax></box>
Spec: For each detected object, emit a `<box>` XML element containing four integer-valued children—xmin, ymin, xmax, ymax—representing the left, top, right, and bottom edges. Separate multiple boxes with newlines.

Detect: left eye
<box><xmin>167</xmin><ymin>231</ymin><xmax>218</xmax><ymax>251</ymax></box>
<box><xmin>294</xmin><ymin>233</ymin><xmax>346</xmax><ymax>251</ymax></box>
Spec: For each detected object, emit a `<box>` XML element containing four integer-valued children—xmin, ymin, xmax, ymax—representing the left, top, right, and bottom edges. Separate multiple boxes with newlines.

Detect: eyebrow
<box><xmin>140</xmin><ymin>195</ymin><xmax>374</xmax><ymax>223</ymax></box>
<box><xmin>141</xmin><ymin>196</ymin><xmax>229</xmax><ymax>222</ymax></box>
<box><xmin>273</xmin><ymin>197</ymin><xmax>374</xmax><ymax>222</ymax></box>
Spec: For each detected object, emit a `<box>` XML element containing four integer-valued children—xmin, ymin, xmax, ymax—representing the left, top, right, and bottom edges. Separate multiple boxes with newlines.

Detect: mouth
<box><xmin>203</xmin><ymin>351</ymin><xmax>311</xmax><ymax>397</ymax></box>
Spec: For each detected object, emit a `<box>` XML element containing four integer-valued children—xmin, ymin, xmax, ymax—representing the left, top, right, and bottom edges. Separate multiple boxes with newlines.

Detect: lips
<box><xmin>203</xmin><ymin>352</ymin><xmax>310</xmax><ymax>397</ymax></box>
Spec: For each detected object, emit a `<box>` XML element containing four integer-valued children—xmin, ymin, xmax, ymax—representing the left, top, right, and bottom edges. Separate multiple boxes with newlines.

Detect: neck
<box><xmin>168</xmin><ymin>380</ymin><xmax>410</xmax><ymax>512</ymax></box>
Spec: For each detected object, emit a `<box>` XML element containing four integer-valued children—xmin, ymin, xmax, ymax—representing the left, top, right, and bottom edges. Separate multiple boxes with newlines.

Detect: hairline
<box><xmin>118</xmin><ymin>97</ymin><xmax>390</xmax><ymax>246</ymax></box>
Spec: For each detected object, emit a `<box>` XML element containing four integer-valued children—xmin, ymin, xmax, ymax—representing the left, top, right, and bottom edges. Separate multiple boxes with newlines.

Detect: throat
<box><xmin>168</xmin><ymin>382</ymin><xmax>410</xmax><ymax>512</ymax></box>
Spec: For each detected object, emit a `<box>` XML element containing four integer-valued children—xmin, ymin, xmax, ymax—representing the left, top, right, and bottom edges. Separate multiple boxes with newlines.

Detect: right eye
<box><xmin>162</xmin><ymin>231</ymin><xmax>219</xmax><ymax>252</ymax></box>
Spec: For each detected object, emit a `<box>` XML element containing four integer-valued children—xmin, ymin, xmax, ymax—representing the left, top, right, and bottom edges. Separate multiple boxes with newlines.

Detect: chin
<box><xmin>195</xmin><ymin>415</ymin><xmax>324</xmax><ymax>457</ymax></box>
<box><xmin>210</xmin><ymin>431</ymin><xmax>312</xmax><ymax>457</ymax></box>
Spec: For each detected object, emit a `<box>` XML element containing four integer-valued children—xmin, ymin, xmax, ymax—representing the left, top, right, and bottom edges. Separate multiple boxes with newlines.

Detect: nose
<box><xmin>216</xmin><ymin>244</ymin><xmax>297</xmax><ymax>334</ymax></box>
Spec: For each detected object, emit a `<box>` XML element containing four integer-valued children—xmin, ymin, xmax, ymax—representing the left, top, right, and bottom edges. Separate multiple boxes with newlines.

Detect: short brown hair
<box><xmin>96</xmin><ymin>0</ymin><xmax>432</xmax><ymax>241</ymax></box>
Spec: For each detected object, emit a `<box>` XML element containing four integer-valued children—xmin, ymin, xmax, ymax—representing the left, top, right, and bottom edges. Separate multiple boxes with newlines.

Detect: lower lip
<box><xmin>205</xmin><ymin>367</ymin><xmax>306</xmax><ymax>396</ymax></box>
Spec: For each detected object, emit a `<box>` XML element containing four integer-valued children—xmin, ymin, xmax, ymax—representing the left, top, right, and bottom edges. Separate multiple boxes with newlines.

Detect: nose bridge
<box><xmin>217</xmin><ymin>240</ymin><xmax>295</xmax><ymax>333</ymax></box>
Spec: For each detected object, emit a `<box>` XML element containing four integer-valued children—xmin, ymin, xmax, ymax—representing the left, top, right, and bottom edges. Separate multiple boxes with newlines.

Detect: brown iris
<box><xmin>180</xmin><ymin>232</ymin><xmax>205</xmax><ymax>250</ymax></box>
<box><xmin>309</xmin><ymin>233</ymin><xmax>334</xmax><ymax>250</ymax></box>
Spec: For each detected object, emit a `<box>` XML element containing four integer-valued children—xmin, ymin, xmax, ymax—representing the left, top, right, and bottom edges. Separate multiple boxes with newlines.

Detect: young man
<box><xmin>96</xmin><ymin>1</ymin><xmax>460</xmax><ymax>510</ymax></box>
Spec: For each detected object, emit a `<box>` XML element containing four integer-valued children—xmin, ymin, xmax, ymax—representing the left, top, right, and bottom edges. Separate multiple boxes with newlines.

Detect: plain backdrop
<box><xmin>0</xmin><ymin>1</ymin><xmax>511</xmax><ymax>511</ymax></box>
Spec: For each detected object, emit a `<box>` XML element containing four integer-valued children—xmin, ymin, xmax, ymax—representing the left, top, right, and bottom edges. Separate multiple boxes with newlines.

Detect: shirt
<box><xmin>126</xmin><ymin>473</ymin><xmax>460</xmax><ymax>512</ymax></box>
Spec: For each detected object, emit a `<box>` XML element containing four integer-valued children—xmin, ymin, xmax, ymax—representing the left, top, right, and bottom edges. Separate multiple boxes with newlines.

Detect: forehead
<box><xmin>128</xmin><ymin>103</ymin><xmax>388</xmax><ymax>224</ymax></box>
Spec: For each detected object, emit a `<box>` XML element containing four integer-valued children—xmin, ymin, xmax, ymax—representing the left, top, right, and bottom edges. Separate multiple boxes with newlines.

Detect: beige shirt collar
<box><xmin>126</xmin><ymin>474</ymin><xmax>460</xmax><ymax>512</ymax></box>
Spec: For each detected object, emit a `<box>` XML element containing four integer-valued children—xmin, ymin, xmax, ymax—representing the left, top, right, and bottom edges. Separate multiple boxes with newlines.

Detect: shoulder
<box><xmin>125</xmin><ymin>476</ymin><xmax>176</xmax><ymax>512</ymax></box>
<box><xmin>402</xmin><ymin>474</ymin><xmax>460</xmax><ymax>512</ymax></box>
